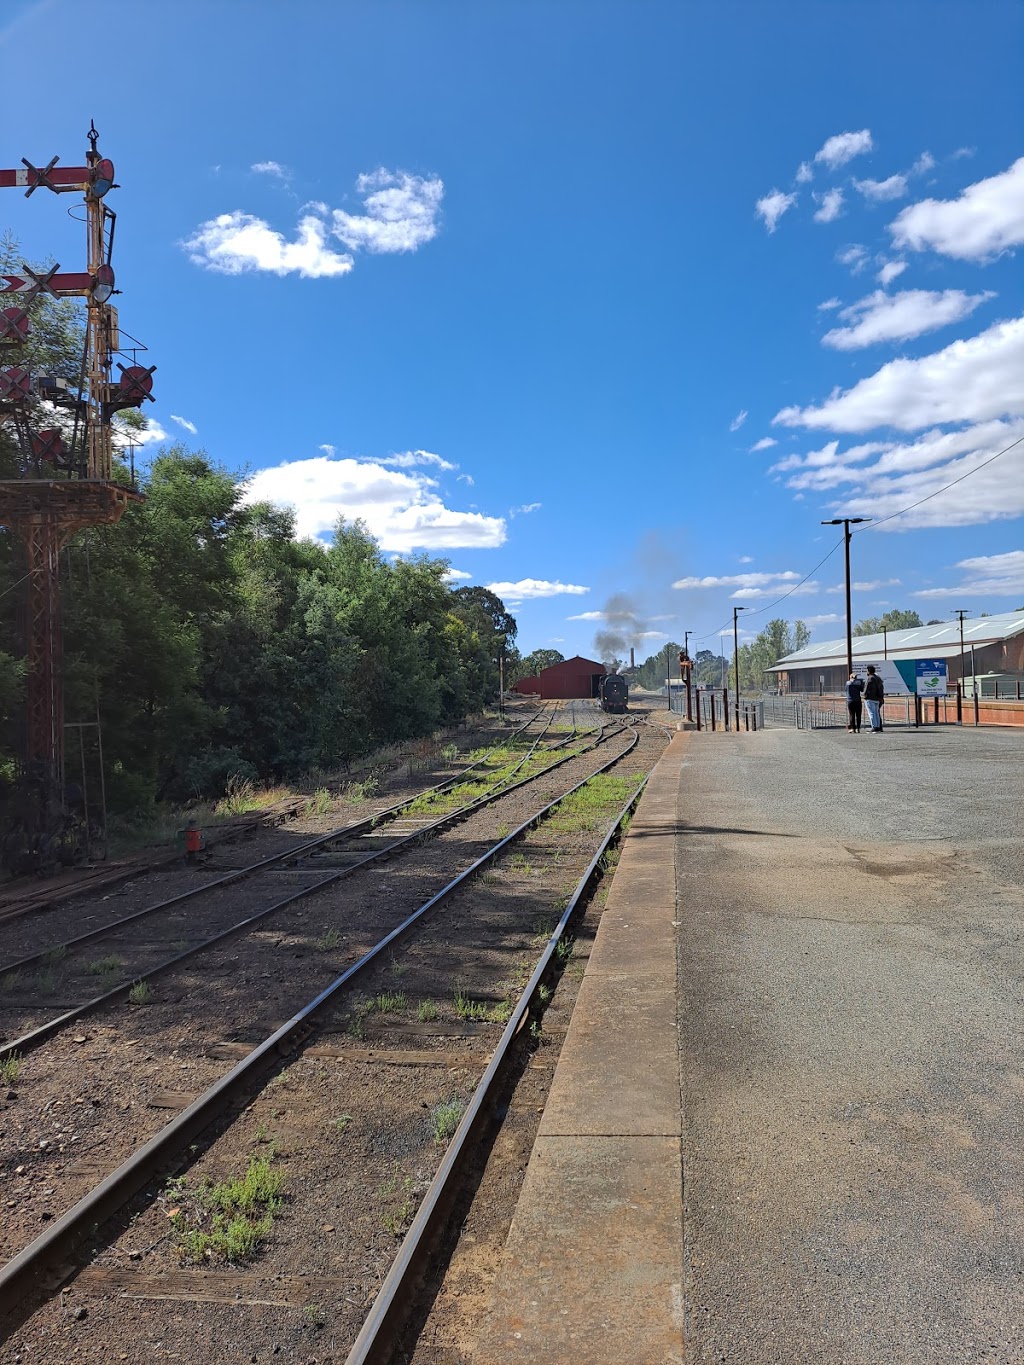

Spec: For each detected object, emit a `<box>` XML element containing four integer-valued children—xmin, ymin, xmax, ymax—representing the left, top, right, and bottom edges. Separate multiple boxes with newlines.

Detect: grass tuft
<box><xmin>0</xmin><ymin>1054</ymin><xmax>23</xmax><ymax>1085</ymax></box>
<box><xmin>431</xmin><ymin>1096</ymin><xmax>464</xmax><ymax>1144</ymax></box>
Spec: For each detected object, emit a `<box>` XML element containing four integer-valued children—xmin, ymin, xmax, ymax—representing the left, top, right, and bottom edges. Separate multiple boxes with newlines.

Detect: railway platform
<box><xmin>474</xmin><ymin>717</ymin><xmax>1024</xmax><ymax>1364</ymax></box>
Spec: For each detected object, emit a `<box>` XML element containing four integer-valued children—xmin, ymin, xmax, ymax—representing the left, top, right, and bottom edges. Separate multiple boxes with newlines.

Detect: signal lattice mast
<box><xmin>0</xmin><ymin>123</ymin><xmax>154</xmax><ymax>868</ymax></box>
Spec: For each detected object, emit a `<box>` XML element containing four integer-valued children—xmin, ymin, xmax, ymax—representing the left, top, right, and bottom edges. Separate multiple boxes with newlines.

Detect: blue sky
<box><xmin>4</xmin><ymin>0</ymin><xmax>1023</xmax><ymax>662</ymax></box>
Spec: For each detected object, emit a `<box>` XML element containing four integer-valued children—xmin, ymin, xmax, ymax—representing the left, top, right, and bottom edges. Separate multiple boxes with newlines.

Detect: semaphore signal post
<box><xmin>0</xmin><ymin>122</ymin><xmax>155</xmax><ymax>872</ymax></box>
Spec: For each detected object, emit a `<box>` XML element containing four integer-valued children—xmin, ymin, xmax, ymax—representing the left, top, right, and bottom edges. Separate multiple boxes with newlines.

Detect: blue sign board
<box><xmin>915</xmin><ymin>659</ymin><xmax>948</xmax><ymax>696</ymax></box>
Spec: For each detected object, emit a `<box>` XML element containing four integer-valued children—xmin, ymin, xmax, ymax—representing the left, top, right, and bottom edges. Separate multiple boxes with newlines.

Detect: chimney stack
<box><xmin>630</xmin><ymin>647</ymin><xmax>635</xmax><ymax>669</ymax></box>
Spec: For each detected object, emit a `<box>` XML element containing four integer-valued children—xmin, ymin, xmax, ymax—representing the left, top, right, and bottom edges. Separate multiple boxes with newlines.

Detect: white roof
<box><xmin>771</xmin><ymin>610</ymin><xmax>1024</xmax><ymax>671</ymax></box>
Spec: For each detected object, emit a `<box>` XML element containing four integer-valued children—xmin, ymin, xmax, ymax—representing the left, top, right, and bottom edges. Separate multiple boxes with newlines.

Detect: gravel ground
<box><xmin>676</xmin><ymin>723</ymin><xmax>1024</xmax><ymax>1364</ymax></box>
<box><xmin>0</xmin><ymin>708</ymin><xmax>664</xmax><ymax>1362</ymax></box>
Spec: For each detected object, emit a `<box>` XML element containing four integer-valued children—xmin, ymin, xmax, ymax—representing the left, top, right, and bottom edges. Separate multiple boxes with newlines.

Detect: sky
<box><xmin>3</xmin><ymin>0</ymin><xmax>1023</xmax><ymax>664</ymax></box>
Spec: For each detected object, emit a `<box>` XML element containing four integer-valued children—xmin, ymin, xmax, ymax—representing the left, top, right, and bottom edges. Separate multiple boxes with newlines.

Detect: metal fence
<box><xmin>669</xmin><ymin>687</ymin><xmax>764</xmax><ymax>732</ymax></box>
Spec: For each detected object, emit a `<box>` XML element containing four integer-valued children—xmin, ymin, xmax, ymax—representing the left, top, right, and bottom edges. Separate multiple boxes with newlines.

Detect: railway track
<box><xmin>0</xmin><ymin>709</ymin><xmax>664</xmax><ymax>1353</ymax></box>
<box><xmin>0</xmin><ymin>705</ymin><xmax>598</xmax><ymax>1060</ymax></box>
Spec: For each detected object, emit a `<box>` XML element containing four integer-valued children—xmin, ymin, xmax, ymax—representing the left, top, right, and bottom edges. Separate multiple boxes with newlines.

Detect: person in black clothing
<box><xmin>863</xmin><ymin>665</ymin><xmax>885</xmax><ymax>732</ymax></box>
<box><xmin>844</xmin><ymin>671</ymin><xmax>864</xmax><ymax>732</ymax></box>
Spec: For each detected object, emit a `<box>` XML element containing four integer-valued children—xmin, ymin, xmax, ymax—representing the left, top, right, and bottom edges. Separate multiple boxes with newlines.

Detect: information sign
<box><xmin>915</xmin><ymin>659</ymin><xmax>948</xmax><ymax>696</ymax></box>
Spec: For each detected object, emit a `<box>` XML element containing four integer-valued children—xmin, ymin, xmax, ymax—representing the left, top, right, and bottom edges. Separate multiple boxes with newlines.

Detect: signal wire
<box><xmin>853</xmin><ymin>431</ymin><xmax>1024</xmax><ymax>534</ymax></box>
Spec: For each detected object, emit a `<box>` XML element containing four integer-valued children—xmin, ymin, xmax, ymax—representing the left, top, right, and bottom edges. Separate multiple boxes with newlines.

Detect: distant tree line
<box><xmin>0</xmin><ymin>448</ymin><xmax>517</xmax><ymax>813</ymax></box>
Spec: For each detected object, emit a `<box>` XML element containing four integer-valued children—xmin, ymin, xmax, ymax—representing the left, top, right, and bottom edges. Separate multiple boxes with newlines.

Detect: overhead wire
<box><xmin>852</xmin><ymin>431</ymin><xmax>1024</xmax><ymax>534</ymax></box>
<box><xmin>690</xmin><ymin>428</ymin><xmax>1023</xmax><ymax>649</ymax></box>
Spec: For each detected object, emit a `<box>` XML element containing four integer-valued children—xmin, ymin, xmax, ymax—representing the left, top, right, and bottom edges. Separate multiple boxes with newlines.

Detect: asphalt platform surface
<box><xmin>677</xmin><ymin>721</ymin><xmax>1023</xmax><ymax>1362</ymax></box>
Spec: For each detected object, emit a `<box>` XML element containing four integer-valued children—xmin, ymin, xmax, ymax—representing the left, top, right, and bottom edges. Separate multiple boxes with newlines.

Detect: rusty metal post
<box><xmin>956</xmin><ymin>680</ymin><xmax>962</xmax><ymax>725</ymax></box>
<box><xmin>974</xmin><ymin>687</ymin><xmax>980</xmax><ymax>727</ymax></box>
<box><xmin>934</xmin><ymin>696</ymin><xmax>939</xmax><ymax>725</ymax></box>
<box><xmin>709</xmin><ymin>693</ymin><xmax>716</xmax><ymax>732</ymax></box>
<box><xmin>722</xmin><ymin>686</ymin><xmax>729</xmax><ymax>731</ymax></box>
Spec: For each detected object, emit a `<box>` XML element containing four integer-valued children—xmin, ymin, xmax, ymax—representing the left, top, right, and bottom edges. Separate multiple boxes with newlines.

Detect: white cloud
<box><xmin>183</xmin><ymin>167</ymin><xmax>443</xmax><ymax>277</ymax></box>
<box><xmin>510</xmin><ymin>502</ymin><xmax>542</xmax><ymax>517</ymax></box>
<box><xmin>912</xmin><ymin>152</ymin><xmax>935</xmax><ymax>176</ymax></box>
<box><xmin>242</xmin><ymin>453</ymin><xmax>505</xmax><ymax>551</ymax></box>
<box><xmin>821</xmin><ymin>288</ymin><xmax>994</xmax><ymax>351</ymax></box>
<box><xmin>379</xmin><ymin>449</ymin><xmax>456</xmax><ymax>471</ymax></box>
<box><xmin>486</xmin><ymin>579</ymin><xmax>589</xmax><ymax>601</ymax></box>
<box><xmin>771</xmin><ymin>438</ymin><xmax>891</xmax><ymax>481</ymax></box>
<box><xmin>731</xmin><ymin>582</ymin><xmax>819</xmax><ymax>600</ymax></box>
<box><xmin>852</xmin><ymin>579</ymin><xmax>901</xmax><ymax>591</ymax></box>
<box><xmin>750</xmin><ymin>437</ymin><xmax>777</xmax><ymax>451</ymax></box>
<box><xmin>443</xmin><ymin>568</ymin><xmax>472</xmax><ymax>582</ymax></box>
<box><xmin>912</xmin><ymin>550</ymin><xmax>1024</xmax><ymax>599</ymax></box>
<box><xmin>729</xmin><ymin>409</ymin><xmax>748</xmax><ymax>432</ymax></box>
<box><xmin>876</xmin><ymin>260</ymin><xmax>907</xmax><ymax>286</ymax></box>
<box><xmin>813</xmin><ymin>188</ymin><xmax>844</xmax><ymax>223</ymax></box>
<box><xmin>251</xmin><ymin>161</ymin><xmax>289</xmax><ymax>178</ymax></box>
<box><xmin>331</xmin><ymin>169</ymin><xmax>443</xmax><ymax>253</ymax></box>
<box><xmin>777</xmin><ymin>418</ymin><xmax>1024</xmax><ymax>529</ymax></box>
<box><xmin>183</xmin><ymin>211</ymin><xmax>354</xmax><ymax>278</ymax></box>
<box><xmin>456</xmin><ymin>473</ymin><xmax>474</xmax><ymax>486</ymax></box>
<box><xmin>853</xmin><ymin>174</ymin><xmax>907</xmax><ymax>202</ymax></box>
<box><xmin>836</xmin><ymin>244</ymin><xmax>868</xmax><ymax>273</ymax></box>
<box><xmin>775</xmin><ymin>315</ymin><xmax>1024</xmax><ymax>432</ymax></box>
<box><xmin>795</xmin><ymin>161</ymin><xmax>814</xmax><ymax>184</ymax></box>
<box><xmin>814</xmin><ymin>129</ymin><xmax>873</xmax><ymax>170</ymax></box>
<box><xmin>170</xmin><ymin>414</ymin><xmax>198</xmax><ymax>434</ymax></box>
<box><xmin>803</xmin><ymin>613</ymin><xmax>843</xmax><ymax>627</ymax></box>
<box><xmin>673</xmin><ymin>570</ymin><xmax>801</xmax><ymax>590</ymax></box>
<box><xmin>567</xmin><ymin>610</ymin><xmax>605</xmax><ymax>621</ymax></box>
<box><xmin>114</xmin><ymin>418</ymin><xmax>169</xmax><ymax>448</ymax></box>
<box><xmin>818</xmin><ymin>297</ymin><xmax>842</xmax><ymax>311</ymax></box>
<box><xmin>756</xmin><ymin>189</ymin><xmax>797</xmax><ymax>233</ymax></box>
<box><xmin>890</xmin><ymin>158</ymin><xmax>1024</xmax><ymax>261</ymax></box>
<box><xmin>738</xmin><ymin>556</ymin><xmax>754</xmax><ymax>563</ymax></box>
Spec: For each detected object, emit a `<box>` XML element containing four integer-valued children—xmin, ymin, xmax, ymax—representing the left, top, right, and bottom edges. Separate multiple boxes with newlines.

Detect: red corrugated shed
<box><xmin>512</xmin><ymin>656</ymin><xmax>606</xmax><ymax>699</ymax></box>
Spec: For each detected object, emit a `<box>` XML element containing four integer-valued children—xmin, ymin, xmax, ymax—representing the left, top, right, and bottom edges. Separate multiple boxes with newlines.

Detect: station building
<box><xmin>511</xmin><ymin>655</ymin><xmax>607</xmax><ymax>700</ymax></box>
<box><xmin>770</xmin><ymin>611</ymin><xmax>1024</xmax><ymax>694</ymax></box>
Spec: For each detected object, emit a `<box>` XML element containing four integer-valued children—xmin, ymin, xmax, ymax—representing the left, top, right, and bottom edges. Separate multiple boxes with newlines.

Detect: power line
<box><xmin>691</xmin><ymin>536</ymin><xmax>844</xmax><ymax>646</ymax></box>
<box><xmin>854</xmin><ymin>431</ymin><xmax>1024</xmax><ymax>534</ymax></box>
<box><xmin>691</xmin><ymin>429</ymin><xmax>1024</xmax><ymax>647</ymax></box>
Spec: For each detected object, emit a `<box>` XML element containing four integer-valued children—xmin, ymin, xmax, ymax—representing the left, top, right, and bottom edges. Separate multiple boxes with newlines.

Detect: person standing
<box><xmin>863</xmin><ymin>665</ymin><xmax>885</xmax><ymax>733</ymax></box>
<box><xmin>845</xmin><ymin>671</ymin><xmax>864</xmax><ymax>732</ymax></box>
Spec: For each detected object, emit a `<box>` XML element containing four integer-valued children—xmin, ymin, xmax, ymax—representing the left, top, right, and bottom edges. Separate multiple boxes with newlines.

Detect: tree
<box><xmin>510</xmin><ymin>649</ymin><xmax>564</xmax><ymax>682</ymax></box>
<box><xmin>853</xmin><ymin>609</ymin><xmax>923</xmax><ymax>636</ymax></box>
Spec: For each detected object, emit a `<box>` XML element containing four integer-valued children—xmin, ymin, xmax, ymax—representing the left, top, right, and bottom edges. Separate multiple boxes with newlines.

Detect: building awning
<box><xmin>769</xmin><ymin>611</ymin><xmax>1024</xmax><ymax>672</ymax></box>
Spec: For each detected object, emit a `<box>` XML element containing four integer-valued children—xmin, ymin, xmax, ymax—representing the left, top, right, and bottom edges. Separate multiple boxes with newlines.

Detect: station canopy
<box><xmin>770</xmin><ymin>611</ymin><xmax>1024</xmax><ymax>672</ymax></box>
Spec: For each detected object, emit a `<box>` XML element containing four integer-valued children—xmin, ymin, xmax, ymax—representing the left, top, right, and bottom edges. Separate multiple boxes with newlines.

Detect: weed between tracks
<box><xmin>0</xmin><ymin>1053</ymin><xmax>23</xmax><ymax>1084</ymax></box>
<box><xmin>167</xmin><ymin>1155</ymin><xmax>285</xmax><ymax>1265</ymax></box>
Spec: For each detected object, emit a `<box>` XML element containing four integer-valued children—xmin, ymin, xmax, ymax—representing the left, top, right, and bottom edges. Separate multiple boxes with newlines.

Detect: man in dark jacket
<box><xmin>844</xmin><ymin>671</ymin><xmax>864</xmax><ymax>732</ymax></box>
<box><xmin>863</xmin><ymin>665</ymin><xmax>885</xmax><ymax>732</ymax></box>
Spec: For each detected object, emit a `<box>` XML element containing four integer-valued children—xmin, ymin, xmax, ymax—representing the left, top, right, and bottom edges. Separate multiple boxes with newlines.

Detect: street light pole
<box><xmin>733</xmin><ymin>606</ymin><xmax>747</xmax><ymax>727</ymax></box>
<box><xmin>955</xmin><ymin>609</ymin><xmax>970</xmax><ymax>690</ymax></box>
<box><xmin>821</xmin><ymin>517</ymin><xmax>870</xmax><ymax>679</ymax></box>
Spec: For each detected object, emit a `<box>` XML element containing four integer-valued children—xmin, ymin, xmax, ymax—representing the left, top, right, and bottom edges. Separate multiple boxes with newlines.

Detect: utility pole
<box><xmin>733</xmin><ymin>606</ymin><xmax>747</xmax><ymax>726</ymax></box>
<box><xmin>821</xmin><ymin>517</ymin><xmax>870</xmax><ymax>678</ymax></box>
<box><xmin>955</xmin><ymin>610</ymin><xmax>970</xmax><ymax>691</ymax></box>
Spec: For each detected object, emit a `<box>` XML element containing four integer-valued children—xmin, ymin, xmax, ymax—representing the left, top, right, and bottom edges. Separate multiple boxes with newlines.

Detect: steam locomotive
<box><xmin>598</xmin><ymin>673</ymin><xmax>629</xmax><ymax>714</ymax></box>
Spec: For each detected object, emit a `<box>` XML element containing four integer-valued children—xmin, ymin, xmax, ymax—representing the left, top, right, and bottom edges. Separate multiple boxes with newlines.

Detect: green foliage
<box><xmin>431</xmin><ymin>1096</ymin><xmax>464</xmax><ymax>1143</ymax></box>
<box><xmin>170</xmin><ymin>1155</ymin><xmax>284</xmax><ymax>1265</ymax></box>
<box><xmin>0</xmin><ymin>1054</ymin><xmax>23</xmax><ymax>1084</ymax></box>
<box><xmin>509</xmin><ymin>648</ymin><xmax>565</xmax><ymax>683</ymax></box>
<box><xmin>0</xmin><ymin>428</ymin><xmax>518</xmax><ymax>814</ymax></box>
<box><xmin>853</xmin><ymin>609</ymin><xmax>924</xmax><ymax>636</ymax></box>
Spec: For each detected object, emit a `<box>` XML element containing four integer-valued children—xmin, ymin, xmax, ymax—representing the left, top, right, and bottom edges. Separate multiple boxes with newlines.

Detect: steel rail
<box><xmin>0</xmin><ymin>722</ymin><xmax>628</xmax><ymax>1063</ymax></box>
<box><xmin>345</xmin><ymin>772</ymin><xmax>650</xmax><ymax>1365</ymax></box>
<box><xmin>0</xmin><ymin>707</ymin><xmax>559</xmax><ymax>980</ymax></box>
<box><xmin>0</xmin><ymin>705</ymin><xmax>551</xmax><ymax>935</ymax></box>
<box><xmin>0</xmin><ymin>730</ymin><xmax>640</xmax><ymax>1329</ymax></box>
